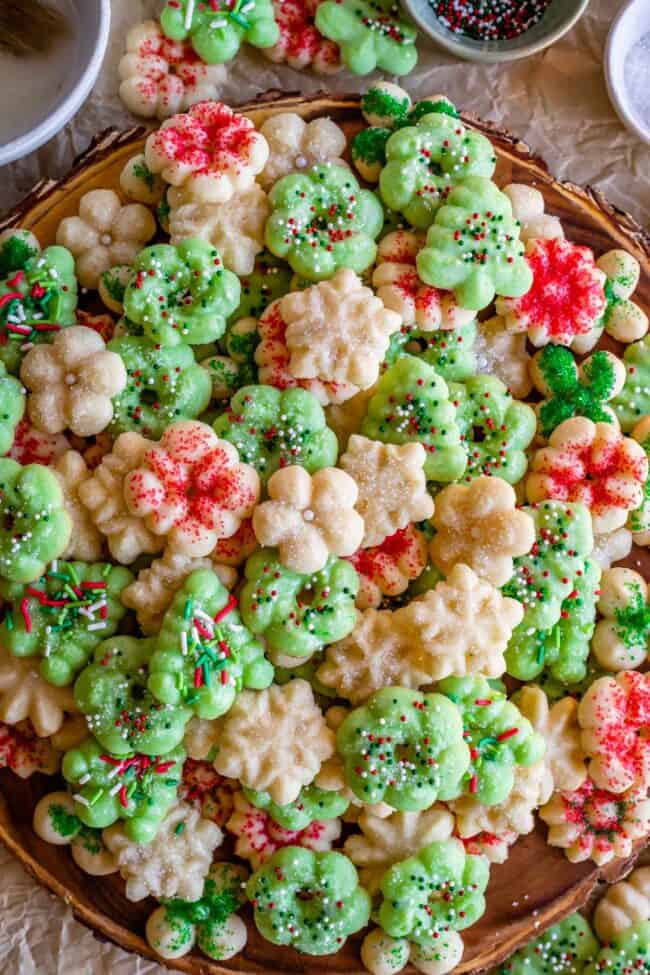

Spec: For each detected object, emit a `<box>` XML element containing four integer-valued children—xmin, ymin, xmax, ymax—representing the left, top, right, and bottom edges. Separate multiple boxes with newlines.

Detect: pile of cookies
<box><xmin>0</xmin><ymin>81</ymin><xmax>648</xmax><ymax>975</ymax></box>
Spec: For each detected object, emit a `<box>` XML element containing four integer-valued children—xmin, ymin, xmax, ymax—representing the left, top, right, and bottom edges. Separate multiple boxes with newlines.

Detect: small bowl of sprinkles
<box><xmin>400</xmin><ymin>0</ymin><xmax>590</xmax><ymax>62</ymax></box>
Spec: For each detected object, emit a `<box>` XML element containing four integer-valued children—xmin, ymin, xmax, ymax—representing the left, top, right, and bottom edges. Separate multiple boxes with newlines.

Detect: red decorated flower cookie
<box><xmin>0</xmin><ymin>720</ymin><xmax>60</xmax><ymax>779</ymax></box>
<box><xmin>264</xmin><ymin>0</ymin><xmax>341</xmax><ymax>73</ymax></box>
<box><xmin>8</xmin><ymin>418</ymin><xmax>70</xmax><ymax>466</ymax></box>
<box><xmin>180</xmin><ymin>758</ymin><xmax>238</xmax><ymax>826</ymax></box>
<box><xmin>346</xmin><ymin>524</ymin><xmax>428</xmax><ymax>609</ymax></box>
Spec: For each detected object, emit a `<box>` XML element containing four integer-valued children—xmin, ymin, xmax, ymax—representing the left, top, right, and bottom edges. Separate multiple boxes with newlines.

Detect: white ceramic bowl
<box><xmin>0</xmin><ymin>0</ymin><xmax>111</xmax><ymax>166</ymax></box>
<box><xmin>605</xmin><ymin>0</ymin><xmax>650</xmax><ymax>145</ymax></box>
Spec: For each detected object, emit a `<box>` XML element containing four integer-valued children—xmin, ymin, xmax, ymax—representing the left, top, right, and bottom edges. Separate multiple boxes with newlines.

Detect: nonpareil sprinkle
<box><xmin>430</xmin><ymin>0</ymin><xmax>552</xmax><ymax>42</ymax></box>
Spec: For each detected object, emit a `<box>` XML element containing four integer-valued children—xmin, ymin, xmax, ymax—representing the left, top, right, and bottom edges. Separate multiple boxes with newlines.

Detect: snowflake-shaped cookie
<box><xmin>474</xmin><ymin>315</ymin><xmax>532</xmax><ymax>399</ymax></box>
<box><xmin>259</xmin><ymin>113</ymin><xmax>347</xmax><ymax>190</ymax></box>
<box><xmin>0</xmin><ymin>644</ymin><xmax>76</xmax><ymax>737</ymax></box>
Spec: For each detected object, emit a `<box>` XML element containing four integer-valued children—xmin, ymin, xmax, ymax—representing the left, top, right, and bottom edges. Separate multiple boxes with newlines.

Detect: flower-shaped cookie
<box><xmin>252</xmin><ymin>466</ymin><xmax>364</xmax><ymax>573</ymax></box>
<box><xmin>474</xmin><ymin>316</ymin><xmax>532</xmax><ymax>399</ymax></box>
<box><xmin>56</xmin><ymin>190</ymin><xmax>155</xmax><ymax>290</ymax></box>
<box><xmin>361</xmin><ymin>927</ymin><xmax>462</xmax><ymax>975</ymax></box>
<box><xmin>124</xmin><ymin>421</ymin><xmax>260</xmax><ymax>557</ymax></box>
<box><xmin>347</xmin><ymin>524</ymin><xmax>428</xmax><ymax>609</ymax></box>
<box><xmin>585</xmin><ymin>922</ymin><xmax>650</xmax><ymax>975</ymax></box>
<box><xmin>540</xmin><ymin>779</ymin><xmax>650</xmax><ymax>866</ymax></box>
<box><xmin>259</xmin><ymin>113</ymin><xmax>346</xmax><ymax>190</ymax></box>
<box><xmin>315</xmin><ymin>0</ymin><xmax>418</xmax><ymax>75</ymax></box>
<box><xmin>594</xmin><ymin>866</ymin><xmax>650</xmax><ymax>941</ymax></box>
<box><xmin>21</xmin><ymin>326</ymin><xmax>126</xmax><ymax>437</ymax></box>
<box><xmin>612</xmin><ymin>335</ymin><xmax>650</xmax><ymax>434</ymax></box>
<box><xmin>417</xmin><ymin>177</ymin><xmax>532</xmax><ymax>311</ymax></box>
<box><xmin>144</xmin><ymin>101</ymin><xmax>269</xmax><ymax>203</ymax></box>
<box><xmin>502</xmin><ymin>184</ymin><xmax>564</xmax><ymax>242</ymax></box>
<box><xmin>161</xmin><ymin>0</ymin><xmax>279</xmax><ymax>64</ymax></box>
<box><xmin>123</xmin><ymin>240</ymin><xmax>240</xmax><ymax>346</ymax></box>
<box><xmin>7</xmin><ymin>420</ymin><xmax>69</xmax><ymax>467</ymax></box>
<box><xmin>0</xmin><ymin>360</ymin><xmax>25</xmax><ymax>454</ymax></box>
<box><xmin>265</xmin><ymin>164</ymin><xmax>383</xmax><ymax>281</ymax></box>
<box><xmin>430</xmin><ymin>477</ymin><xmax>535</xmax><ymax>587</ymax></box>
<box><xmin>0</xmin><ymin>644</ymin><xmax>76</xmax><ymax>736</ymax></box>
<box><xmin>394</xmin><ymin>318</ymin><xmax>479</xmax><ymax>384</ymax></box>
<box><xmin>497</xmin><ymin>238</ymin><xmax>607</xmax><ymax>349</ymax></box>
<box><xmin>526</xmin><ymin>417</ymin><xmax>648</xmax><ymax>534</ymax></box>
<box><xmin>214</xmin><ymin>680</ymin><xmax>335</xmax><ymax>805</ymax></box>
<box><xmin>493</xmin><ymin>913</ymin><xmax>599</xmax><ymax>975</ymax></box>
<box><xmin>120</xmin><ymin>153</ymin><xmax>165</xmax><ymax>206</ymax></box>
<box><xmin>597</xmin><ymin>249</ymin><xmax>649</xmax><ymax>344</ymax></box>
<box><xmin>450</xmin><ymin>762</ymin><xmax>551</xmax><ymax>843</ymax></box>
<box><xmin>243</xmin><ymin>781</ymin><xmax>348</xmax><ymax>831</ymax></box>
<box><xmin>578</xmin><ymin>671</ymin><xmax>650</xmax><ymax>794</ymax></box>
<box><xmin>264</xmin><ymin>0</ymin><xmax>341</xmax><ymax>73</ymax></box>
<box><xmin>341</xmin><ymin>435</ymin><xmax>433</xmax><ymax>548</ymax></box>
<box><xmin>592</xmin><ymin>568</ymin><xmax>650</xmax><ymax>671</ymax></box>
<box><xmin>514</xmin><ymin>686</ymin><xmax>587</xmax><ymax>793</ymax></box>
<box><xmin>104</xmin><ymin>799</ymin><xmax>222</xmax><ymax>902</ymax></box>
<box><xmin>119</xmin><ymin>20</ymin><xmax>226</xmax><ymax>121</ymax></box>
<box><xmin>0</xmin><ymin>719</ymin><xmax>60</xmax><ymax>778</ymax></box>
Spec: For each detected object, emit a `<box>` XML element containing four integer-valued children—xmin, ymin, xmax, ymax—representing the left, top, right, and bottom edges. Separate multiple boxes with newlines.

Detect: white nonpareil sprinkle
<box><xmin>184</xmin><ymin>0</ymin><xmax>196</xmax><ymax>30</ymax></box>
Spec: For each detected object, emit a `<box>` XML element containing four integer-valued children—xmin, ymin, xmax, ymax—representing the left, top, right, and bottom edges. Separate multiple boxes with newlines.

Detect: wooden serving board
<box><xmin>0</xmin><ymin>91</ymin><xmax>648</xmax><ymax>975</ymax></box>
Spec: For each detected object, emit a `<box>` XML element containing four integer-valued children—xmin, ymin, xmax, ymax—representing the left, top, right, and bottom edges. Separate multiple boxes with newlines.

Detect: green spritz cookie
<box><xmin>337</xmin><ymin>687</ymin><xmax>469</xmax><ymax>811</ymax></box>
<box><xmin>0</xmin><ymin>360</ymin><xmax>25</xmax><ymax>454</ymax></box>
<box><xmin>377</xmin><ymin>838</ymin><xmax>489</xmax><ymax>946</ymax></box>
<box><xmin>0</xmin><ymin>229</ymin><xmax>40</xmax><ymax>277</ymax></box>
<box><xmin>505</xmin><ymin>558</ymin><xmax>601</xmax><ymax>684</ymax></box>
<box><xmin>227</xmin><ymin>251</ymin><xmax>292</xmax><ymax>325</ymax></box>
<box><xmin>417</xmin><ymin>177</ymin><xmax>533</xmax><ymax>311</ymax></box>
<box><xmin>148</xmin><ymin>570</ymin><xmax>273</xmax><ymax>720</ymax></box>
<box><xmin>534</xmin><ymin>346</ymin><xmax>620</xmax><ymax>438</ymax></box>
<box><xmin>0</xmin><ymin>459</ymin><xmax>71</xmax><ymax>583</ymax></box>
<box><xmin>379</xmin><ymin>113</ymin><xmax>497</xmax><ymax>229</ymax></box>
<box><xmin>273</xmin><ymin>650</ymin><xmax>338</xmax><ymax>701</ymax></box>
<box><xmin>201</xmin><ymin>353</ymin><xmax>256</xmax><ymax>405</ymax></box>
<box><xmin>109</xmin><ymin>336</ymin><xmax>211</xmax><ymax>439</ymax></box>
<box><xmin>240</xmin><ymin>549</ymin><xmax>358</xmax><ymax>658</ymax></box>
<box><xmin>0</xmin><ymin>246</ymin><xmax>78</xmax><ymax>374</ymax></box>
<box><xmin>213</xmin><ymin>385</ymin><xmax>338</xmax><ymax>485</ymax></box>
<box><xmin>243</xmin><ymin>783</ymin><xmax>349</xmax><ymax>831</ymax></box>
<box><xmin>316</xmin><ymin>0</ymin><xmax>417</xmax><ymax>76</ymax></box>
<box><xmin>395</xmin><ymin>319</ymin><xmax>478</xmax><ymax>382</ymax></box>
<box><xmin>437</xmin><ymin>676</ymin><xmax>545</xmax><ymax>806</ymax></box>
<box><xmin>449</xmin><ymin>374</ymin><xmax>536</xmax><ymax>483</ymax></box>
<box><xmin>62</xmin><ymin>736</ymin><xmax>185</xmax><ymax>843</ymax></box>
<box><xmin>0</xmin><ymin>560</ymin><xmax>133</xmax><ymax>687</ymax></box>
<box><xmin>247</xmin><ymin>847</ymin><xmax>371</xmax><ymax>956</ymax></box>
<box><xmin>502</xmin><ymin>500</ymin><xmax>594</xmax><ymax>632</ymax></box>
<box><xmin>161</xmin><ymin>0</ymin><xmax>279</xmax><ymax>64</ymax></box>
<box><xmin>123</xmin><ymin>240</ymin><xmax>240</xmax><ymax>347</ymax></box>
<box><xmin>492</xmin><ymin>913</ymin><xmax>599</xmax><ymax>975</ymax></box>
<box><xmin>361</xmin><ymin>355</ymin><xmax>467</xmax><ymax>482</ymax></box>
<box><xmin>74</xmin><ymin>636</ymin><xmax>191</xmax><ymax>756</ymax></box>
<box><xmin>265</xmin><ymin>163</ymin><xmax>383</xmax><ymax>281</ymax></box>
<box><xmin>584</xmin><ymin>922</ymin><xmax>650</xmax><ymax>975</ymax></box>
<box><xmin>612</xmin><ymin>335</ymin><xmax>650</xmax><ymax>432</ymax></box>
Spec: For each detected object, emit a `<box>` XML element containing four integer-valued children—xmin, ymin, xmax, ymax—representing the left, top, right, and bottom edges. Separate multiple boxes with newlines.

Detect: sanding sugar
<box><xmin>623</xmin><ymin>31</ymin><xmax>650</xmax><ymax>129</ymax></box>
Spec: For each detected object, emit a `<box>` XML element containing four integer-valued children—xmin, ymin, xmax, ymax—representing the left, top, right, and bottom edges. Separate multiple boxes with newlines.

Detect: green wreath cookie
<box><xmin>417</xmin><ymin>177</ymin><xmax>532</xmax><ymax>311</ymax></box>
<box><xmin>361</xmin><ymin>355</ymin><xmax>467</xmax><ymax>482</ymax></box>
<box><xmin>0</xmin><ymin>459</ymin><xmax>71</xmax><ymax>583</ymax></box>
<box><xmin>0</xmin><ymin>560</ymin><xmax>133</xmax><ymax>687</ymax></box>
<box><xmin>62</xmin><ymin>736</ymin><xmax>185</xmax><ymax>843</ymax></box>
<box><xmin>449</xmin><ymin>375</ymin><xmax>536</xmax><ymax>483</ymax></box>
<box><xmin>378</xmin><ymin>838</ymin><xmax>489</xmax><ymax>946</ymax></box>
<box><xmin>493</xmin><ymin>913</ymin><xmax>599</xmax><ymax>975</ymax></box>
<box><xmin>240</xmin><ymin>549</ymin><xmax>358</xmax><ymax>657</ymax></box>
<box><xmin>389</xmin><ymin>319</ymin><xmax>478</xmax><ymax>383</ymax></box>
<box><xmin>0</xmin><ymin>360</ymin><xmax>25</xmax><ymax>454</ymax></box>
<box><xmin>315</xmin><ymin>0</ymin><xmax>418</xmax><ymax>76</ymax></box>
<box><xmin>148</xmin><ymin>569</ymin><xmax>273</xmax><ymax>720</ymax></box>
<box><xmin>213</xmin><ymin>385</ymin><xmax>338</xmax><ymax>485</ymax></box>
<box><xmin>123</xmin><ymin>240</ymin><xmax>240</xmax><ymax>347</ymax></box>
<box><xmin>247</xmin><ymin>847</ymin><xmax>371</xmax><ymax>955</ymax></box>
<box><xmin>337</xmin><ymin>687</ymin><xmax>469</xmax><ymax>810</ymax></box>
<box><xmin>534</xmin><ymin>346</ymin><xmax>620</xmax><ymax>438</ymax></box>
<box><xmin>161</xmin><ymin>0</ymin><xmax>279</xmax><ymax>64</ymax></box>
<box><xmin>584</xmin><ymin>922</ymin><xmax>649</xmax><ymax>975</ymax></box>
<box><xmin>437</xmin><ymin>676</ymin><xmax>545</xmax><ymax>806</ymax></box>
<box><xmin>265</xmin><ymin>163</ymin><xmax>384</xmax><ymax>282</ymax></box>
<box><xmin>379</xmin><ymin>113</ymin><xmax>497</xmax><ymax>229</ymax></box>
<box><xmin>74</xmin><ymin>636</ymin><xmax>191</xmax><ymax>756</ymax></box>
<box><xmin>109</xmin><ymin>336</ymin><xmax>211</xmax><ymax>439</ymax></box>
<box><xmin>243</xmin><ymin>783</ymin><xmax>349</xmax><ymax>831</ymax></box>
<box><xmin>612</xmin><ymin>335</ymin><xmax>650</xmax><ymax>432</ymax></box>
<box><xmin>228</xmin><ymin>251</ymin><xmax>292</xmax><ymax>325</ymax></box>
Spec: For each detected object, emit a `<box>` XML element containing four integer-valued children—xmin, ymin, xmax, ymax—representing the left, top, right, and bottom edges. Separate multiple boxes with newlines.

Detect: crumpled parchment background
<box><xmin>0</xmin><ymin>0</ymin><xmax>649</xmax><ymax>972</ymax></box>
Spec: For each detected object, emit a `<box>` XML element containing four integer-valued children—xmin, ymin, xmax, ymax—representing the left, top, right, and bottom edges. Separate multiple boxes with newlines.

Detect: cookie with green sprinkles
<box><xmin>531</xmin><ymin>346</ymin><xmax>624</xmax><ymax>439</ymax></box>
<box><xmin>612</xmin><ymin>335</ymin><xmax>650</xmax><ymax>432</ymax></box>
<box><xmin>584</xmin><ymin>921</ymin><xmax>650</xmax><ymax>975</ymax></box>
<box><xmin>315</xmin><ymin>0</ymin><xmax>417</xmax><ymax>76</ymax></box>
<box><xmin>0</xmin><ymin>458</ymin><xmax>72</xmax><ymax>583</ymax></box>
<box><xmin>161</xmin><ymin>0</ymin><xmax>279</xmax><ymax>64</ymax></box>
<box><xmin>240</xmin><ymin>549</ymin><xmax>358</xmax><ymax>658</ymax></box>
<box><xmin>123</xmin><ymin>240</ymin><xmax>240</xmax><ymax>347</ymax></box>
<box><xmin>73</xmin><ymin>636</ymin><xmax>191</xmax><ymax>756</ymax></box>
<box><xmin>437</xmin><ymin>675</ymin><xmax>545</xmax><ymax>806</ymax></box>
<box><xmin>493</xmin><ymin>912</ymin><xmax>599</xmax><ymax>975</ymax></box>
<box><xmin>62</xmin><ymin>736</ymin><xmax>185</xmax><ymax>843</ymax></box>
<box><xmin>361</xmin><ymin>355</ymin><xmax>466</xmax><ymax>482</ymax></box>
<box><xmin>201</xmin><ymin>353</ymin><xmax>256</xmax><ymax>404</ymax></box>
<box><xmin>265</xmin><ymin>162</ymin><xmax>383</xmax><ymax>282</ymax></box>
<box><xmin>247</xmin><ymin>846</ymin><xmax>371</xmax><ymax>955</ymax></box>
<box><xmin>0</xmin><ymin>359</ymin><xmax>25</xmax><ymax>454</ymax></box>
<box><xmin>336</xmin><ymin>686</ymin><xmax>470</xmax><ymax>810</ymax></box>
<box><xmin>242</xmin><ymin>783</ymin><xmax>349</xmax><ymax>831</ymax></box>
<box><xmin>377</xmin><ymin>837</ymin><xmax>489</xmax><ymax>946</ymax></box>
<box><xmin>0</xmin><ymin>559</ymin><xmax>133</xmax><ymax>687</ymax></box>
<box><xmin>417</xmin><ymin>177</ymin><xmax>532</xmax><ymax>311</ymax></box>
<box><xmin>213</xmin><ymin>384</ymin><xmax>338</xmax><ymax>485</ymax></box>
<box><xmin>393</xmin><ymin>319</ymin><xmax>478</xmax><ymax>383</ymax></box>
<box><xmin>0</xmin><ymin>229</ymin><xmax>40</xmax><ymax>278</ymax></box>
<box><xmin>228</xmin><ymin>251</ymin><xmax>292</xmax><ymax>325</ymax></box>
<box><xmin>108</xmin><ymin>336</ymin><xmax>211</xmax><ymax>439</ymax></box>
<box><xmin>148</xmin><ymin>569</ymin><xmax>273</xmax><ymax>720</ymax></box>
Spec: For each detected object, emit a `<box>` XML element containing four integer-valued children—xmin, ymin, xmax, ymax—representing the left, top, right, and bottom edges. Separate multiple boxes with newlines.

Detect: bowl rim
<box><xmin>604</xmin><ymin>0</ymin><xmax>650</xmax><ymax>146</ymax></box>
<box><xmin>401</xmin><ymin>0</ymin><xmax>590</xmax><ymax>63</ymax></box>
<box><xmin>0</xmin><ymin>0</ymin><xmax>112</xmax><ymax>167</ymax></box>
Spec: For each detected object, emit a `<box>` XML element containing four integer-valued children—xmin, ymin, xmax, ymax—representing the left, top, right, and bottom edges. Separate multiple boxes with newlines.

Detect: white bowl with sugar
<box><xmin>605</xmin><ymin>0</ymin><xmax>650</xmax><ymax>145</ymax></box>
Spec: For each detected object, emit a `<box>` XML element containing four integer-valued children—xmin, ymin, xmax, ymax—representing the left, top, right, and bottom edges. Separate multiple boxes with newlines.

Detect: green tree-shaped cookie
<box><xmin>247</xmin><ymin>847</ymin><xmax>371</xmax><ymax>955</ymax></box>
<box><xmin>316</xmin><ymin>0</ymin><xmax>417</xmax><ymax>76</ymax></box>
<box><xmin>361</xmin><ymin>355</ymin><xmax>466</xmax><ymax>481</ymax></box>
<box><xmin>492</xmin><ymin>913</ymin><xmax>599</xmax><ymax>975</ymax></box>
<box><xmin>0</xmin><ymin>360</ymin><xmax>25</xmax><ymax>454</ymax></box>
<box><xmin>161</xmin><ymin>0</ymin><xmax>279</xmax><ymax>64</ymax></box>
<box><xmin>612</xmin><ymin>335</ymin><xmax>650</xmax><ymax>432</ymax></box>
<box><xmin>243</xmin><ymin>783</ymin><xmax>349</xmax><ymax>831</ymax></box>
<box><xmin>240</xmin><ymin>549</ymin><xmax>358</xmax><ymax>657</ymax></box>
<box><xmin>417</xmin><ymin>177</ymin><xmax>533</xmax><ymax>311</ymax></box>
<box><xmin>584</xmin><ymin>922</ymin><xmax>649</xmax><ymax>975</ymax></box>
<box><xmin>534</xmin><ymin>346</ymin><xmax>620</xmax><ymax>438</ymax></box>
<box><xmin>265</xmin><ymin>163</ymin><xmax>383</xmax><ymax>281</ymax></box>
<box><xmin>437</xmin><ymin>676</ymin><xmax>545</xmax><ymax>806</ymax></box>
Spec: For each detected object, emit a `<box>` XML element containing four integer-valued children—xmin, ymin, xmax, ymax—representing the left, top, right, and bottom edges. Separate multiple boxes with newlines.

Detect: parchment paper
<box><xmin>0</xmin><ymin>0</ymin><xmax>648</xmax><ymax>971</ymax></box>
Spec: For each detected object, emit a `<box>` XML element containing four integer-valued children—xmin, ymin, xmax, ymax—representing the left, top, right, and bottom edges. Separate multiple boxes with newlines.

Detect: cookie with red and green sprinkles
<box><xmin>243</xmin><ymin>782</ymin><xmax>349</xmax><ymax>831</ymax></box>
<box><xmin>612</xmin><ymin>334</ymin><xmax>650</xmax><ymax>432</ymax></box>
<box><xmin>228</xmin><ymin>251</ymin><xmax>292</xmax><ymax>325</ymax></box>
<box><xmin>492</xmin><ymin>912</ymin><xmax>599</xmax><ymax>975</ymax></box>
<box><xmin>584</xmin><ymin>921</ymin><xmax>649</xmax><ymax>975</ymax></box>
<box><xmin>386</xmin><ymin>318</ymin><xmax>478</xmax><ymax>383</ymax></box>
<box><xmin>315</xmin><ymin>0</ymin><xmax>418</xmax><ymax>76</ymax></box>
